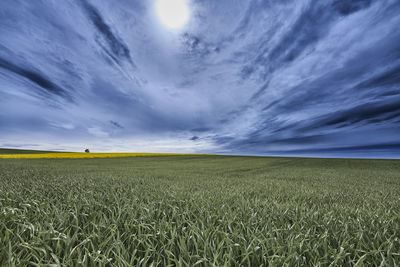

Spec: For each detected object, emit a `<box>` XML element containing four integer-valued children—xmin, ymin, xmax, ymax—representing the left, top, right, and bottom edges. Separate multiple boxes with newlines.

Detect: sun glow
<box><xmin>156</xmin><ymin>0</ymin><xmax>190</xmax><ymax>29</ymax></box>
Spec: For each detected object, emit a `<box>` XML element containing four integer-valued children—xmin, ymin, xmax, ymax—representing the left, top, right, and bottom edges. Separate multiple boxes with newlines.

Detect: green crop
<box><xmin>1</xmin><ymin>155</ymin><xmax>399</xmax><ymax>266</ymax></box>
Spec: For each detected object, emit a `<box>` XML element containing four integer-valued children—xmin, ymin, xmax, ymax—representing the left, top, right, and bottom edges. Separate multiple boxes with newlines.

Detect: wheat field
<box><xmin>1</xmin><ymin>153</ymin><xmax>399</xmax><ymax>266</ymax></box>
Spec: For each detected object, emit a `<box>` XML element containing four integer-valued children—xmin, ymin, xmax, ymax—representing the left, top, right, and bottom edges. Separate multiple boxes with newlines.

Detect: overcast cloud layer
<box><xmin>1</xmin><ymin>0</ymin><xmax>400</xmax><ymax>157</ymax></box>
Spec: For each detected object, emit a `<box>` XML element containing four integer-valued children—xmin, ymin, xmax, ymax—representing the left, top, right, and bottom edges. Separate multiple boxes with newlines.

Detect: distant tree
<box><xmin>85</xmin><ymin>149</ymin><xmax>90</xmax><ymax>153</ymax></box>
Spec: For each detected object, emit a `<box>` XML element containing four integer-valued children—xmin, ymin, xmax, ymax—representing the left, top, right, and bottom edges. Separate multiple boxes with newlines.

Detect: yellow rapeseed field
<box><xmin>0</xmin><ymin>152</ymin><xmax>216</xmax><ymax>159</ymax></box>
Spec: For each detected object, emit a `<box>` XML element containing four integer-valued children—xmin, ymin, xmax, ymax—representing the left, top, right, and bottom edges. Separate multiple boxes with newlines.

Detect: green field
<box><xmin>1</xmin><ymin>155</ymin><xmax>399</xmax><ymax>266</ymax></box>
<box><xmin>0</xmin><ymin>148</ymin><xmax>63</xmax><ymax>154</ymax></box>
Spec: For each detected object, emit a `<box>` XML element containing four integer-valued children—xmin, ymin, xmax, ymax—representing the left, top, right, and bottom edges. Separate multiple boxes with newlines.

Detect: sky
<box><xmin>0</xmin><ymin>0</ymin><xmax>400</xmax><ymax>157</ymax></box>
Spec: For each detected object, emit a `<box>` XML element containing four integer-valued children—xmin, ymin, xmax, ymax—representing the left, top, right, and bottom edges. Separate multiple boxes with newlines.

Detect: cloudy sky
<box><xmin>1</xmin><ymin>0</ymin><xmax>400</xmax><ymax>157</ymax></box>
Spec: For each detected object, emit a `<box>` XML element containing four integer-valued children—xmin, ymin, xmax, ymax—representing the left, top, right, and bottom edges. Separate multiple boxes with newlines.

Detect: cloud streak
<box><xmin>0</xmin><ymin>57</ymin><xmax>70</xmax><ymax>100</ymax></box>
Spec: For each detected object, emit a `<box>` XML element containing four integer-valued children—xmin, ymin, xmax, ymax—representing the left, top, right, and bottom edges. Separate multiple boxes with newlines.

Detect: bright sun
<box><xmin>156</xmin><ymin>0</ymin><xmax>190</xmax><ymax>29</ymax></box>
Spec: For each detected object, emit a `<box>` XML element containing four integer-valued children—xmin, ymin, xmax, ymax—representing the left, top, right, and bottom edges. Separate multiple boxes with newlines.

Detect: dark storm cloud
<box><xmin>356</xmin><ymin>64</ymin><xmax>400</xmax><ymax>90</ymax></box>
<box><xmin>1</xmin><ymin>0</ymin><xmax>400</xmax><ymax>156</ymax></box>
<box><xmin>191</xmin><ymin>127</ymin><xmax>211</xmax><ymax>132</ymax></box>
<box><xmin>315</xmin><ymin>98</ymin><xmax>400</xmax><ymax>129</ymax></box>
<box><xmin>80</xmin><ymin>0</ymin><xmax>134</xmax><ymax>66</ymax></box>
<box><xmin>266</xmin><ymin>143</ymin><xmax>400</xmax><ymax>158</ymax></box>
<box><xmin>332</xmin><ymin>0</ymin><xmax>372</xmax><ymax>16</ymax></box>
<box><xmin>0</xmin><ymin>57</ymin><xmax>69</xmax><ymax>99</ymax></box>
<box><xmin>110</xmin><ymin>120</ymin><xmax>124</xmax><ymax>129</ymax></box>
